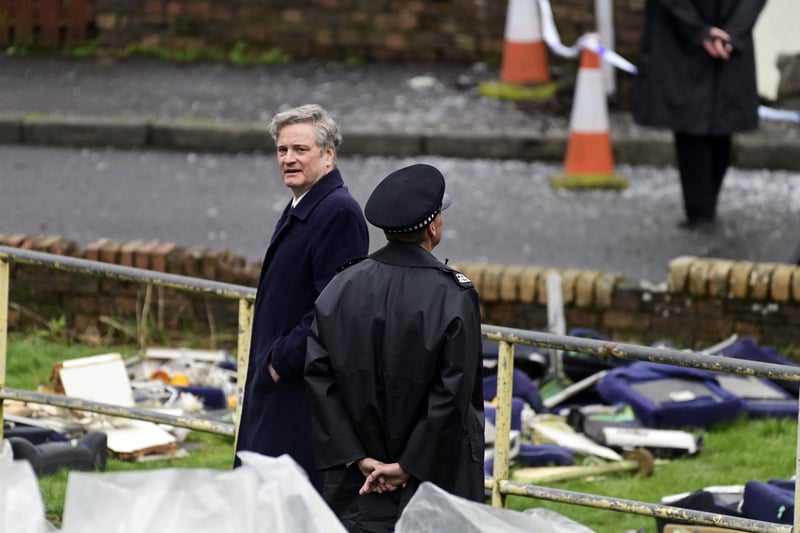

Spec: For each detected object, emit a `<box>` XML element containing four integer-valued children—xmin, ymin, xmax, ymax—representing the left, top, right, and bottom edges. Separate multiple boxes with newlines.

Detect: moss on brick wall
<box><xmin>93</xmin><ymin>0</ymin><xmax>645</xmax><ymax>65</ymax></box>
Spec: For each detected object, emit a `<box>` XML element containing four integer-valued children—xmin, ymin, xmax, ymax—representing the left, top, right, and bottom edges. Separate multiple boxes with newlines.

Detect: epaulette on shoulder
<box><xmin>440</xmin><ymin>266</ymin><xmax>474</xmax><ymax>289</ymax></box>
<box><xmin>336</xmin><ymin>256</ymin><xmax>367</xmax><ymax>273</ymax></box>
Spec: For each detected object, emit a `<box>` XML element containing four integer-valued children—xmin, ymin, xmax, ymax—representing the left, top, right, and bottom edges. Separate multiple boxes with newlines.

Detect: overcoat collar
<box><xmin>370</xmin><ymin>241</ymin><xmax>445</xmax><ymax>269</ymax></box>
<box><xmin>267</xmin><ymin>167</ymin><xmax>344</xmax><ymax>251</ymax></box>
<box><xmin>286</xmin><ymin>168</ymin><xmax>345</xmax><ymax>221</ymax></box>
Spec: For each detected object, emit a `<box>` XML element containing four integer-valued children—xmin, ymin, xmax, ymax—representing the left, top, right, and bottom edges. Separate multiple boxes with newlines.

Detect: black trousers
<box><xmin>674</xmin><ymin>132</ymin><xmax>732</xmax><ymax>223</ymax></box>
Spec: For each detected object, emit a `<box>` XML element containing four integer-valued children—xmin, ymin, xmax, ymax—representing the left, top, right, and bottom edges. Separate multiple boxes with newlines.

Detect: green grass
<box><xmin>67</xmin><ymin>41</ymin><xmax>98</xmax><ymax>58</ymax></box>
<box><xmin>506</xmin><ymin>416</ymin><xmax>796</xmax><ymax>532</ymax></box>
<box><xmin>4</xmin><ymin>331</ymin><xmax>798</xmax><ymax>531</ymax></box>
<box><xmin>4</xmin><ymin>331</ymin><xmax>235</xmax><ymax>527</ymax></box>
<box><xmin>117</xmin><ymin>41</ymin><xmax>290</xmax><ymax>65</ymax></box>
<box><xmin>5</xmin><ymin>330</ymin><xmax>133</xmax><ymax>391</ymax></box>
<box><xmin>35</xmin><ymin>432</ymin><xmax>234</xmax><ymax>527</ymax></box>
<box><xmin>5</xmin><ymin>40</ymin><xmax>292</xmax><ymax>65</ymax></box>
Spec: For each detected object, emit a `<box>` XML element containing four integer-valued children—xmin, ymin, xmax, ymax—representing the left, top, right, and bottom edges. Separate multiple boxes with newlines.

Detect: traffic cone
<box><xmin>552</xmin><ymin>44</ymin><xmax>627</xmax><ymax>190</ymax></box>
<box><xmin>500</xmin><ymin>0</ymin><xmax>549</xmax><ymax>85</ymax></box>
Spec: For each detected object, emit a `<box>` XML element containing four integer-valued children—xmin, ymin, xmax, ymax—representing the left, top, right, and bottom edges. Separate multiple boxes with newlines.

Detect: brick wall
<box><xmin>456</xmin><ymin>257</ymin><xmax>800</xmax><ymax>357</ymax></box>
<box><xmin>1</xmin><ymin>233</ymin><xmax>259</xmax><ymax>342</ymax></box>
<box><xmin>93</xmin><ymin>0</ymin><xmax>645</xmax><ymax>65</ymax></box>
<box><xmin>2</xmin><ymin>233</ymin><xmax>799</xmax><ymax>358</ymax></box>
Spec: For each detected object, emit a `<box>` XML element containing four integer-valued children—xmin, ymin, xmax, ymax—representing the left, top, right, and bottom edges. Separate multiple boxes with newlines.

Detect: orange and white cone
<box><xmin>553</xmin><ymin>43</ymin><xmax>627</xmax><ymax>189</ymax></box>
<box><xmin>500</xmin><ymin>0</ymin><xmax>549</xmax><ymax>85</ymax></box>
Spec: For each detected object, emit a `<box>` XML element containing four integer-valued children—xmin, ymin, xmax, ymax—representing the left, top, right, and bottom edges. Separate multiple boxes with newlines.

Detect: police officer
<box><xmin>305</xmin><ymin>163</ymin><xmax>485</xmax><ymax>532</ymax></box>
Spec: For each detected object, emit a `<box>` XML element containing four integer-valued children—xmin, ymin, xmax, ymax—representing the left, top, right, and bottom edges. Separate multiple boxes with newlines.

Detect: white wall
<box><xmin>753</xmin><ymin>0</ymin><xmax>800</xmax><ymax>100</ymax></box>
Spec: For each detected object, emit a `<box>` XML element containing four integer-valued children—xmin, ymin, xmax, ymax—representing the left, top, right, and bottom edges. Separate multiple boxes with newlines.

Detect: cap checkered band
<box><xmin>385</xmin><ymin>210</ymin><xmax>440</xmax><ymax>233</ymax></box>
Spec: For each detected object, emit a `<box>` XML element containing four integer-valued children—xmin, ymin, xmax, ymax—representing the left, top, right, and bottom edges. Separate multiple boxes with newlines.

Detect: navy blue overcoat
<box><xmin>235</xmin><ymin>168</ymin><xmax>368</xmax><ymax>490</ymax></box>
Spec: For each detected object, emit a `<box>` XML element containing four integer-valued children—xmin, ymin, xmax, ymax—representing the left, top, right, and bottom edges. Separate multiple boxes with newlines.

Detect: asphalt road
<box><xmin>3</xmin><ymin>144</ymin><xmax>799</xmax><ymax>284</ymax></box>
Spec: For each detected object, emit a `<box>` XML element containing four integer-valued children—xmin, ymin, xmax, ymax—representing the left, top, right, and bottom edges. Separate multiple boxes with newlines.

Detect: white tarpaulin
<box><xmin>3</xmin><ymin>447</ymin><xmax>597</xmax><ymax>533</ymax></box>
<box><xmin>0</xmin><ymin>454</ymin><xmax>53</xmax><ymax>533</ymax></box>
<box><xmin>58</xmin><ymin>452</ymin><xmax>345</xmax><ymax>533</ymax></box>
<box><xmin>396</xmin><ymin>482</ymin><xmax>595</xmax><ymax>533</ymax></box>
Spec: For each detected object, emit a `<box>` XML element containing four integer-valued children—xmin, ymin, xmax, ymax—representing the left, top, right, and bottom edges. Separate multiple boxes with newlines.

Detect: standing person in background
<box><xmin>305</xmin><ymin>163</ymin><xmax>485</xmax><ymax>532</ymax></box>
<box><xmin>633</xmin><ymin>0</ymin><xmax>766</xmax><ymax>230</ymax></box>
<box><xmin>235</xmin><ymin>104</ymin><xmax>369</xmax><ymax>493</ymax></box>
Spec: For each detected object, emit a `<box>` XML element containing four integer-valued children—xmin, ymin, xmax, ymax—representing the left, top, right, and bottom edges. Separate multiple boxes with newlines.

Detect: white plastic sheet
<box><xmin>5</xmin><ymin>447</ymin><xmax>595</xmax><ymax>533</ymax></box>
<box><xmin>396</xmin><ymin>482</ymin><xmax>596</xmax><ymax>533</ymax></box>
<box><xmin>0</xmin><ymin>457</ymin><xmax>52</xmax><ymax>533</ymax></box>
<box><xmin>59</xmin><ymin>452</ymin><xmax>345</xmax><ymax>533</ymax></box>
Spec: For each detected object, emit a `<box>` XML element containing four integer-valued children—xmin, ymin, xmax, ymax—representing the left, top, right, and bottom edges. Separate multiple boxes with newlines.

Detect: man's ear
<box><xmin>324</xmin><ymin>146</ymin><xmax>335</xmax><ymax>165</ymax></box>
<box><xmin>426</xmin><ymin>222</ymin><xmax>436</xmax><ymax>238</ymax></box>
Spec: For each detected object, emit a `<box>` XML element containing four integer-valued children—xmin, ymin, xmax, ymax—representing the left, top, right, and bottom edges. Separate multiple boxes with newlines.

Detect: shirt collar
<box><xmin>291</xmin><ymin>191</ymin><xmax>308</xmax><ymax>208</ymax></box>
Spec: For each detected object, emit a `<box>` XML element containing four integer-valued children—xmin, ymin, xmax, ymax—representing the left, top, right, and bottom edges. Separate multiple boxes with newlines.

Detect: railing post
<box><xmin>0</xmin><ymin>256</ymin><xmax>8</xmax><ymax>441</ymax></box>
<box><xmin>491</xmin><ymin>339</ymin><xmax>515</xmax><ymax>508</ymax></box>
<box><xmin>234</xmin><ymin>297</ymin><xmax>254</xmax><ymax>449</ymax></box>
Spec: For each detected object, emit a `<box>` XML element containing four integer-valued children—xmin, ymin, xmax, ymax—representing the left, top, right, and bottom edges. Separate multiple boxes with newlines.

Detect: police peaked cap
<box><xmin>365</xmin><ymin>163</ymin><xmax>451</xmax><ymax>233</ymax></box>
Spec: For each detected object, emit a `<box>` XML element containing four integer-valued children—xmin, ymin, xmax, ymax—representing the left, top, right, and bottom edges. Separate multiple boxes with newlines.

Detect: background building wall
<box><xmin>753</xmin><ymin>0</ymin><xmax>800</xmax><ymax>101</ymax></box>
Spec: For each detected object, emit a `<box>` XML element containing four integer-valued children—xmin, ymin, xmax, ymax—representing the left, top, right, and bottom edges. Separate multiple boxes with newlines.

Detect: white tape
<box><xmin>536</xmin><ymin>0</ymin><xmax>798</xmax><ymax>122</ymax></box>
<box><xmin>537</xmin><ymin>0</ymin><xmax>638</xmax><ymax>74</ymax></box>
<box><xmin>537</xmin><ymin>0</ymin><xmax>581</xmax><ymax>58</ymax></box>
<box><xmin>759</xmin><ymin>105</ymin><xmax>800</xmax><ymax>123</ymax></box>
<box><xmin>597</xmin><ymin>45</ymin><xmax>639</xmax><ymax>74</ymax></box>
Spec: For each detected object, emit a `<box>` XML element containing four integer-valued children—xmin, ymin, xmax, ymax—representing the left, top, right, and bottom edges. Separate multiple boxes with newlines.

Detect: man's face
<box><xmin>276</xmin><ymin>123</ymin><xmax>334</xmax><ymax>197</ymax></box>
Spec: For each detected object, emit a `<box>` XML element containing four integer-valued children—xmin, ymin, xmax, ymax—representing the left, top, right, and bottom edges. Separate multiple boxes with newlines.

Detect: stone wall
<box><xmin>456</xmin><ymin>258</ymin><xmax>800</xmax><ymax>355</ymax></box>
<box><xmin>2</xmin><ymin>234</ymin><xmax>257</xmax><ymax>342</ymax></box>
<box><xmin>3</xmin><ymin>233</ymin><xmax>800</xmax><ymax>358</ymax></box>
<box><xmin>94</xmin><ymin>0</ymin><xmax>645</xmax><ymax>65</ymax></box>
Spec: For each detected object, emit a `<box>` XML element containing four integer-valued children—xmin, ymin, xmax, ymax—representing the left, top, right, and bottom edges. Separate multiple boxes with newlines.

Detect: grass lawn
<box><xmin>4</xmin><ymin>330</ymin><xmax>236</xmax><ymax>527</ymax></box>
<box><xmin>507</xmin><ymin>415</ymin><xmax>796</xmax><ymax>532</ymax></box>
<box><xmin>3</xmin><ymin>330</ymin><xmax>798</xmax><ymax>532</ymax></box>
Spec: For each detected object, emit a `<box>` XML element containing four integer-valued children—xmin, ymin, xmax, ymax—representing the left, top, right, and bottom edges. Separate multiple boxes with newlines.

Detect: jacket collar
<box><xmin>286</xmin><ymin>168</ymin><xmax>345</xmax><ymax>221</ymax></box>
<box><xmin>370</xmin><ymin>241</ymin><xmax>445</xmax><ymax>269</ymax></box>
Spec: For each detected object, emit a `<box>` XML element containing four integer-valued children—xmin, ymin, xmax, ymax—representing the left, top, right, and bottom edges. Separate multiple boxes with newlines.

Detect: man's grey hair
<box><xmin>267</xmin><ymin>104</ymin><xmax>342</xmax><ymax>154</ymax></box>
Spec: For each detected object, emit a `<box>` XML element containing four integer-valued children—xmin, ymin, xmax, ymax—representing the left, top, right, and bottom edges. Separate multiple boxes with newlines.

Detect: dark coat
<box><xmin>633</xmin><ymin>0</ymin><xmax>766</xmax><ymax>136</ymax></box>
<box><xmin>306</xmin><ymin>241</ymin><xmax>485</xmax><ymax>530</ymax></box>
<box><xmin>235</xmin><ymin>168</ymin><xmax>369</xmax><ymax>491</ymax></box>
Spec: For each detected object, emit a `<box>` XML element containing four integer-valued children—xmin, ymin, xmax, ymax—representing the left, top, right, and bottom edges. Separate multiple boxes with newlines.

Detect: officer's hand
<box><xmin>268</xmin><ymin>363</ymin><xmax>281</xmax><ymax>382</ymax></box>
<box><xmin>356</xmin><ymin>457</ymin><xmax>383</xmax><ymax>478</ymax></box>
<box><xmin>359</xmin><ymin>463</ymin><xmax>410</xmax><ymax>495</ymax></box>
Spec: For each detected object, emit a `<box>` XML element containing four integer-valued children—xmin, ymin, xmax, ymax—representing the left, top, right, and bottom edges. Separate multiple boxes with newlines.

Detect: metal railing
<box><xmin>482</xmin><ymin>326</ymin><xmax>800</xmax><ymax>532</ymax></box>
<box><xmin>1</xmin><ymin>245</ymin><xmax>798</xmax><ymax>532</ymax></box>
<box><xmin>0</xmin><ymin>245</ymin><xmax>256</xmax><ymax>441</ymax></box>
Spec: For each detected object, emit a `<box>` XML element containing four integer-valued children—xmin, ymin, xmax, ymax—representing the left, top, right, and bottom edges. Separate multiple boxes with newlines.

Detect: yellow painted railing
<box><xmin>482</xmin><ymin>328</ymin><xmax>800</xmax><ymax>532</ymax></box>
<box><xmin>1</xmin><ymin>245</ymin><xmax>798</xmax><ymax>532</ymax></box>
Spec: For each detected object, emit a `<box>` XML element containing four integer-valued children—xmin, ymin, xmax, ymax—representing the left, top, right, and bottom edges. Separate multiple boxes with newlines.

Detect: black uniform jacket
<box><xmin>305</xmin><ymin>241</ymin><xmax>485</xmax><ymax>503</ymax></box>
<box><xmin>633</xmin><ymin>0</ymin><xmax>765</xmax><ymax>135</ymax></box>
